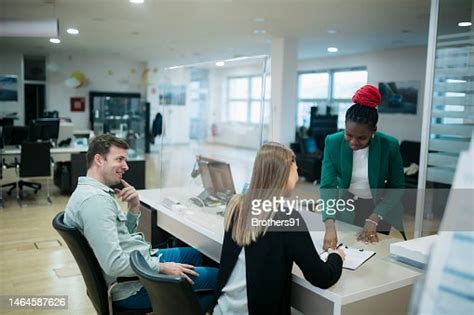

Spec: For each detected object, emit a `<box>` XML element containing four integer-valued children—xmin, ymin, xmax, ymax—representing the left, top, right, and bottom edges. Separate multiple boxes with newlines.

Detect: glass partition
<box><xmin>147</xmin><ymin>56</ymin><xmax>270</xmax><ymax>201</ymax></box>
<box><xmin>417</xmin><ymin>0</ymin><xmax>474</xmax><ymax>236</ymax></box>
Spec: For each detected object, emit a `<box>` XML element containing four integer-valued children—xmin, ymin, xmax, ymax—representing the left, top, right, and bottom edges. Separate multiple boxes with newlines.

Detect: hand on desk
<box><xmin>160</xmin><ymin>262</ymin><xmax>199</xmax><ymax>285</ymax></box>
<box><xmin>115</xmin><ymin>179</ymin><xmax>140</xmax><ymax>214</ymax></box>
<box><xmin>357</xmin><ymin>217</ymin><xmax>379</xmax><ymax>243</ymax></box>
<box><xmin>323</xmin><ymin>220</ymin><xmax>338</xmax><ymax>251</ymax></box>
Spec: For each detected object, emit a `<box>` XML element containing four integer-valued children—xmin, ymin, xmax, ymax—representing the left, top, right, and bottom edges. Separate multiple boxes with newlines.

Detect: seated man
<box><xmin>64</xmin><ymin>134</ymin><xmax>218</xmax><ymax>313</ymax></box>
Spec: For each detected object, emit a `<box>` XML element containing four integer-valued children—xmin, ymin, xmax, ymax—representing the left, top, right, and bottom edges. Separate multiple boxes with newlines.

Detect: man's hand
<box><xmin>115</xmin><ymin>179</ymin><xmax>140</xmax><ymax>214</ymax></box>
<box><xmin>160</xmin><ymin>262</ymin><xmax>199</xmax><ymax>285</ymax></box>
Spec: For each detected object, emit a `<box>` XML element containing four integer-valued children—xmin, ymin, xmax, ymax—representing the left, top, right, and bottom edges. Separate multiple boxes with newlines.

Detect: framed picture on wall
<box><xmin>378</xmin><ymin>81</ymin><xmax>419</xmax><ymax>114</ymax></box>
<box><xmin>0</xmin><ymin>75</ymin><xmax>18</xmax><ymax>101</ymax></box>
<box><xmin>70</xmin><ymin>97</ymin><xmax>86</xmax><ymax>112</ymax></box>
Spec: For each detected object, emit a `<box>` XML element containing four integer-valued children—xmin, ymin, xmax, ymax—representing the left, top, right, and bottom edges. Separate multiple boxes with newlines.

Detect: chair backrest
<box><xmin>129</xmin><ymin>251</ymin><xmax>201</xmax><ymax>315</ymax></box>
<box><xmin>20</xmin><ymin>141</ymin><xmax>51</xmax><ymax>177</ymax></box>
<box><xmin>52</xmin><ymin>211</ymin><xmax>110</xmax><ymax>314</ymax></box>
<box><xmin>399</xmin><ymin>141</ymin><xmax>421</xmax><ymax>167</ymax></box>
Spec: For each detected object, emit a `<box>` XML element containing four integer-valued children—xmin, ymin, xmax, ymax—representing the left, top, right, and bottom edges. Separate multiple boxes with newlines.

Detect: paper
<box><xmin>320</xmin><ymin>246</ymin><xmax>376</xmax><ymax>270</ymax></box>
<box><xmin>390</xmin><ymin>234</ymin><xmax>438</xmax><ymax>268</ymax></box>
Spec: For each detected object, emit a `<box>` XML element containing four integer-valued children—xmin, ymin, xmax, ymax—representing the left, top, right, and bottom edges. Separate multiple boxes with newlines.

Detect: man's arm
<box><xmin>81</xmin><ymin>195</ymin><xmax>145</xmax><ymax>277</ymax></box>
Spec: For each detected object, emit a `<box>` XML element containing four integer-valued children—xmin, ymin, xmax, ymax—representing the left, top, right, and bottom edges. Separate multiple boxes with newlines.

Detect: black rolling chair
<box><xmin>13</xmin><ymin>141</ymin><xmax>54</xmax><ymax>205</ymax></box>
<box><xmin>130</xmin><ymin>250</ymin><xmax>202</xmax><ymax>315</ymax></box>
<box><xmin>52</xmin><ymin>212</ymin><xmax>151</xmax><ymax>315</ymax></box>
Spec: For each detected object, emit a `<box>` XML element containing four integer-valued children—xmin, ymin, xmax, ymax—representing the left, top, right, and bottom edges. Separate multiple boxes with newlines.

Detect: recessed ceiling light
<box><xmin>327</xmin><ymin>47</ymin><xmax>338</xmax><ymax>53</ymax></box>
<box><xmin>215</xmin><ymin>61</ymin><xmax>225</xmax><ymax>67</ymax></box>
<box><xmin>327</xmin><ymin>29</ymin><xmax>338</xmax><ymax>34</ymax></box>
<box><xmin>66</xmin><ymin>28</ymin><xmax>79</xmax><ymax>35</ymax></box>
<box><xmin>254</xmin><ymin>29</ymin><xmax>266</xmax><ymax>35</ymax></box>
<box><xmin>254</xmin><ymin>17</ymin><xmax>265</xmax><ymax>23</ymax></box>
<box><xmin>49</xmin><ymin>38</ymin><xmax>60</xmax><ymax>44</ymax></box>
<box><xmin>458</xmin><ymin>21</ymin><xmax>472</xmax><ymax>27</ymax></box>
<box><xmin>446</xmin><ymin>79</ymin><xmax>467</xmax><ymax>83</ymax></box>
<box><xmin>129</xmin><ymin>0</ymin><xmax>144</xmax><ymax>4</ymax></box>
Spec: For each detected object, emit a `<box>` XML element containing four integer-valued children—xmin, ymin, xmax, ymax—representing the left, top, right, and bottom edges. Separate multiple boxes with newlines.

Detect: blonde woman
<box><xmin>213</xmin><ymin>142</ymin><xmax>344</xmax><ymax>315</ymax></box>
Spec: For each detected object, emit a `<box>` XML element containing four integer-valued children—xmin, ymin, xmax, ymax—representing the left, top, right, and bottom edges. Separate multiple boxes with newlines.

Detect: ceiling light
<box><xmin>254</xmin><ymin>29</ymin><xmax>266</xmax><ymax>35</ymax></box>
<box><xmin>129</xmin><ymin>0</ymin><xmax>144</xmax><ymax>4</ymax></box>
<box><xmin>254</xmin><ymin>17</ymin><xmax>265</xmax><ymax>23</ymax></box>
<box><xmin>215</xmin><ymin>61</ymin><xmax>225</xmax><ymax>67</ymax></box>
<box><xmin>49</xmin><ymin>38</ymin><xmax>60</xmax><ymax>44</ymax></box>
<box><xmin>66</xmin><ymin>28</ymin><xmax>79</xmax><ymax>35</ymax></box>
<box><xmin>446</xmin><ymin>79</ymin><xmax>467</xmax><ymax>83</ymax></box>
<box><xmin>458</xmin><ymin>21</ymin><xmax>472</xmax><ymax>27</ymax></box>
<box><xmin>327</xmin><ymin>47</ymin><xmax>338</xmax><ymax>53</ymax></box>
<box><xmin>327</xmin><ymin>29</ymin><xmax>337</xmax><ymax>34</ymax></box>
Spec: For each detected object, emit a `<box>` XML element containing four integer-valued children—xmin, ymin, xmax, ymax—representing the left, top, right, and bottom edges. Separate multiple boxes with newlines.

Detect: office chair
<box><xmin>12</xmin><ymin>141</ymin><xmax>54</xmax><ymax>205</ymax></box>
<box><xmin>129</xmin><ymin>250</ymin><xmax>202</xmax><ymax>315</ymax></box>
<box><xmin>52</xmin><ymin>212</ymin><xmax>152</xmax><ymax>315</ymax></box>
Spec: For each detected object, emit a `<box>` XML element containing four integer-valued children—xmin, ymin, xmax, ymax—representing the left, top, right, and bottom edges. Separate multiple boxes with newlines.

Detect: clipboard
<box><xmin>320</xmin><ymin>245</ymin><xmax>376</xmax><ymax>270</ymax></box>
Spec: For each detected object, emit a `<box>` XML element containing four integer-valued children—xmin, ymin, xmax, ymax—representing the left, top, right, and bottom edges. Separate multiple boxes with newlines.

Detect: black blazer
<box><xmin>214</xmin><ymin>211</ymin><xmax>343</xmax><ymax>315</ymax></box>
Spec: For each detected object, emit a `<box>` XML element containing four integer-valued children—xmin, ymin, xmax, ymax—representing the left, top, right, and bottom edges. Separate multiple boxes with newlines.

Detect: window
<box><xmin>226</xmin><ymin>76</ymin><xmax>270</xmax><ymax>124</ymax></box>
<box><xmin>297</xmin><ymin>68</ymin><xmax>367</xmax><ymax>129</ymax></box>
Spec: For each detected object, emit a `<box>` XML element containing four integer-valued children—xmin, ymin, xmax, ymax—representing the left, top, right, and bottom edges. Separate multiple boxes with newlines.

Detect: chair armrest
<box><xmin>116</xmin><ymin>276</ymin><xmax>140</xmax><ymax>283</ymax></box>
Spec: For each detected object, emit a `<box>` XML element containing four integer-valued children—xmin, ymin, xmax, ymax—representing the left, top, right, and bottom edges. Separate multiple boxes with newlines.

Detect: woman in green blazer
<box><xmin>320</xmin><ymin>85</ymin><xmax>406</xmax><ymax>250</ymax></box>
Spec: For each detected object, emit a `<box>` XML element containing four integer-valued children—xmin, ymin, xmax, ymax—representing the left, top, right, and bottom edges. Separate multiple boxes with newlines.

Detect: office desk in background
<box><xmin>1</xmin><ymin>146</ymin><xmax>87</xmax><ymax>162</ymax></box>
<box><xmin>0</xmin><ymin>146</ymin><xmax>146</xmax><ymax>190</ymax></box>
<box><xmin>138</xmin><ymin>187</ymin><xmax>423</xmax><ymax>315</ymax></box>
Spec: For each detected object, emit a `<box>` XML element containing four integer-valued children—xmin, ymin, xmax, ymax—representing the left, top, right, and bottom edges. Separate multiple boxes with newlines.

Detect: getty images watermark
<box><xmin>250</xmin><ymin>196</ymin><xmax>355</xmax><ymax>228</ymax></box>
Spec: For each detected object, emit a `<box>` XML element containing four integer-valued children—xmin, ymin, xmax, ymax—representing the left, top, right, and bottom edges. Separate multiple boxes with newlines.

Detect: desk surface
<box><xmin>1</xmin><ymin>146</ymin><xmax>87</xmax><ymax>155</ymax></box>
<box><xmin>139</xmin><ymin>187</ymin><xmax>422</xmax><ymax>307</ymax></box>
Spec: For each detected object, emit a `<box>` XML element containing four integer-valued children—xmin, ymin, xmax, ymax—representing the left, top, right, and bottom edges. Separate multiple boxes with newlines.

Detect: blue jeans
<box><xmin>114</xmin><ymin>247</ymin><xmax>218</xmax><ymax>314</ymax></box>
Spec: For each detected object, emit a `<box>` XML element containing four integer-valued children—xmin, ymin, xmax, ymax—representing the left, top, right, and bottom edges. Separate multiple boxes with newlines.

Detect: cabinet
<box><xmin>89</xmin><ymin>91</ymin><xmax>150</xmax><ymax>157</ymax></box>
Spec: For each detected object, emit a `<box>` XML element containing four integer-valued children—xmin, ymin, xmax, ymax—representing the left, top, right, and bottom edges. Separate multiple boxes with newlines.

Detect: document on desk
<box><xmin>320</xmin><ymin>247</ymin><xmax>375</xmax><ymax>271</ymax></box>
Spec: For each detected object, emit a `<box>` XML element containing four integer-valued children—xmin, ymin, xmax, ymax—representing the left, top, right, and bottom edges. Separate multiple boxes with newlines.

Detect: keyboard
<box><xmin>161</xmin><ymin>197</ymin><xmax>180</xmax><ymax>209</ymax></box>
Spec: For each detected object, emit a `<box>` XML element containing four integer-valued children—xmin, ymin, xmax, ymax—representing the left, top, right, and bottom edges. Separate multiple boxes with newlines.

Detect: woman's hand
<box><xmin>323</xmin><ymin>220</ymin><xmax>338</xmax><ymax>251</ymax></box>
<box><xmin>328</xmin><ymin>248</ymin><xmax>346</xmax><ymax>261</ymax></box>
<box><xmin>160</xmin><ymin>262</ymin><xmax>199</xmax><ymax>285</ymax></box>
<box><xmin>357</xmin><ymin>216</ymin><xmax>379</xmax><ymax>243</ymax></box>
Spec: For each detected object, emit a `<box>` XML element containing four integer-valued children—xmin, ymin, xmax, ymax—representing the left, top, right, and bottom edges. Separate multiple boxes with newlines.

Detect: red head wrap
<box><xmin>352</xmin><ymin>84</ymin><xmax>381</xmax><ymax>108</ymax></box>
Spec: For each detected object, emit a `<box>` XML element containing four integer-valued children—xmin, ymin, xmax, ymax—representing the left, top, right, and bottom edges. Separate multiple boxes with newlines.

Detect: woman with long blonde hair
<box><xmin>213</xmin><ymin>142</ymin><xmax>344</xmax><ymax>315</ymax></box>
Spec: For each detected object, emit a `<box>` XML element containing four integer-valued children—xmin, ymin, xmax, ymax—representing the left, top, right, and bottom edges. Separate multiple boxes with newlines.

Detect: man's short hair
<box><xmin>86</xmin><ymin>134</ymin><xmax>129</xmax><ymax>169</ymax></box>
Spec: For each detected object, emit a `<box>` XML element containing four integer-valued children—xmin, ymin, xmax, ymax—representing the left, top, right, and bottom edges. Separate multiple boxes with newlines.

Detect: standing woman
<box><xmin>213</xmin><ymin>142</ymin><xmax>344</xmax><ymax>315</ymax></box>
<box><xmin>321</xmin><ymin>85</ymin><xmax>406</xmax><ymax>250</ymax></box>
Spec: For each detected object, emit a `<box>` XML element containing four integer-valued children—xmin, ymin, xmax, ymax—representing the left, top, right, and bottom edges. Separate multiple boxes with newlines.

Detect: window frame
<box><xmin>296</xmin><ymin>67</ymin><xmax>368</xmax><ymax>128</ymax></box>
<box><xmin>226</xmin><ymin>75</ymin><xmax>269</xmax><ymax>125</ymax></box>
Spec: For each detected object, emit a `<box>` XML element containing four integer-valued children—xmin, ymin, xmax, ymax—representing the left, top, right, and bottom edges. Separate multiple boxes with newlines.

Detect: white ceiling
<box><xmin>0</xmin><ymin>0</ymin><xmax>433</xmax><ymax>66</ymax></box>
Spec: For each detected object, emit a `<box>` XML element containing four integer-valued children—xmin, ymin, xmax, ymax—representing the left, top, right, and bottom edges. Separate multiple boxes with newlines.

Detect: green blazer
<box><xmin>320</xmin><ymin>131</ymin><xmax>405</xmax><ymax>231</ymax></box>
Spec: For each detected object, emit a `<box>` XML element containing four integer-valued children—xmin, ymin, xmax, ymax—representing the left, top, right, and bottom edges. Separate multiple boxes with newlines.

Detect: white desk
<box><xmin>1</xmin><ymin>146</ymin><xmax>87</xmax><ymax>162</ymax></box>
<box><xmin>139</xmin><ymin>187</ymin><xmax>422</xmax><ymax>315</ymax></box>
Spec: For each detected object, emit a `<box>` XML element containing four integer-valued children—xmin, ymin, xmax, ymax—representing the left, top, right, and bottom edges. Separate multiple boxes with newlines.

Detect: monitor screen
<box><xmin>2</xmin><ymin>126</ymin><xmax>28</xmax><ymax>146</ymax></box>
<box><xmin>196</xmin><ymin>155</ymin><xmax>236</xmax><ymax>195</ymax></box>
<box><xmin>29</xmin><ymin>118</ymin><xmax>60</xmax><ymax>141</ymax></box>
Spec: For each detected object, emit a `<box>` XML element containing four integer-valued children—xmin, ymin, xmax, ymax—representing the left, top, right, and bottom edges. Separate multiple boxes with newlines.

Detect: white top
<box><xmin>213</xmin><ymin>248</ymin><xmax>249</xmax><ymax>315</ymax></box>
<box><xmin>348</xmin><ymin>146</ymin><xmax>372</xmax><ymax>199</ymax></box>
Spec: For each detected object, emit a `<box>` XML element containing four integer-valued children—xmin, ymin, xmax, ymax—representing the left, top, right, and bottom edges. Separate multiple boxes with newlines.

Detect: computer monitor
<box><xmin>29</xmin><ymin>118</ymin><xmax>60</xmax><ymax>142</ymax></box>
<box><xmin>2</xmin><ymin>126</ymin><xmax>29</xmax><ymax>146</ymax></box>
<box><xmin>195</xmin><ymin>155</ymin><xmax>236</xmax><ymax>205</ymax></box>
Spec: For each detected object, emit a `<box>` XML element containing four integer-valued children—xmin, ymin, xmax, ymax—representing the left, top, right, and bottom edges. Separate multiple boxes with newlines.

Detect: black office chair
<box><xmin>13</xmin><ymin>141</ymin><xmax>54</xmax><ymax>205</ymax></box>
<box><xmin>130</xmin><ymin>250</ymin><xmax>202</xmax><ymax>315</ymax></box>
<box><xmin>52</xmin><ymin>212</ymin><xmax>151</xmax><ymax>315</ymax></box>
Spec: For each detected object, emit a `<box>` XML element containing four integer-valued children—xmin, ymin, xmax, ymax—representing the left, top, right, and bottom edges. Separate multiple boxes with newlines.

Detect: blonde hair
<box><xmin>224</xmin><ymin>142</ymin><xmax>295</xmax><ymax>246</ymax></box>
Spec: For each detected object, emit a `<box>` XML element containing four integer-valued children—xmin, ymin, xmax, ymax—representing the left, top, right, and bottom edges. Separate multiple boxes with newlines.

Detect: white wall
<box><xmin>0</xmin><ymin>52</ymin><xmax>24</xmax><ymax>124</ymax></box>
<box><xmin>0</xmin><ymin>51</ymin><xmax>146</xmax><ymax>129</ymax></box>
<box><xmin>298</xmin><ymin>46</ymin><xmax>427</xmax><ymax>142</ymax></box>
<box><xmin>47</xmin><ymin>53</ymin><xmax>146</xmax><ymax>130</ymax></box>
